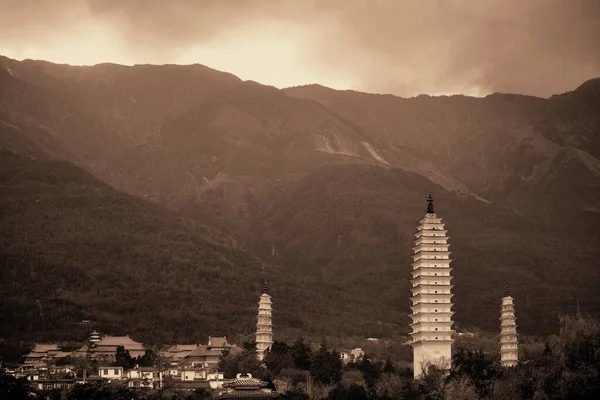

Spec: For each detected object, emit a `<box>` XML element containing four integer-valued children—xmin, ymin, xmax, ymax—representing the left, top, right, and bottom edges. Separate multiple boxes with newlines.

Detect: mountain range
<box><xmin>0</xmin><ymin>55</ymin><xmax>598</xmax><ymax>345</ymax></box>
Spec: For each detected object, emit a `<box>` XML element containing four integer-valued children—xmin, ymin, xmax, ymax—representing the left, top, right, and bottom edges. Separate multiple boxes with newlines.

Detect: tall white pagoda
<box><xmin>500</xmin><ymin>285</ymin><xmax>519</xmax><ymax>367</ymax></box>
<box><xmin>410</xmin><ymin>194</ymin><xmax>455</xmax><ymax>379</ymax></box>
<box><xmin>256</xmin><ymin>282</ymin><xmax>273</xmax><ymax>362</ymax></box>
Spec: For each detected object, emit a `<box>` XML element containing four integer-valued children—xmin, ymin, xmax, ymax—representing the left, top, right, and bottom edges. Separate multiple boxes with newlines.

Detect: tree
<box><xmin>281</xmin><ymin>387</ymin><xmax>309</xmax><ymax>400</ymax></box>
<box><xmin>186</xmin><ymin>387</ymin><xmax>212</xmax><ymax>400</ymax></box>
<box><xmin>310</xmin><ymin>340</ymin><xmax>342</xmax><ymax>385</ymax></box>
<box><xmin>382</xmin><ymin>357</ymin><xmax>395</xmax><ymax>374</ymax></box>
<box><xmin>114</xmin><ymin>345</ymin><xmax>134</xmax><ymax>368</ymax></box>
<box><xmin>326</xmin><ymin>384</ymin><xmax>369</xmax><ymax>400</ymax></box>
<box><xmin>356</xmin><ymin>355</ymin><xmax>381</xmax><ymax>388</ymax></box>
<box><xmin>138</xmin><ymin>349</ymin><xmax>157</xmax><ymax>367</ymax></box>
<box><xmin>450</xmin><ymin>349</ymin><xmax>500</xmax><ymax>398</ymax></box>
<box><xmin>290</xmin><ymin>337</ymin><xmax>312</xmax><ymax>371</ymax></box>
<box><xmin>0</xmin><ymin>369</ymin><xmax>32</xmax><ymax>400</ymax></box>
<box><xmin>264</xmin><ymin>341</ymin><xmax>294</xmax><ymax>375</ymax></box>
<box><xmin>218</xmin><ymin>346</ymin><xmax>263</xmax><ymax>379</ymax></box>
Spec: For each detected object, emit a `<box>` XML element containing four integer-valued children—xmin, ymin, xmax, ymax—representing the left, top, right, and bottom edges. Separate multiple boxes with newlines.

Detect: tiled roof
<box><xmin>168</xmin><ymin>344</ymin><xmax>199</xmax><ymax>352</ymax></box>
<box><xmin>208</xmin><ymin>336</ymin><xmax>228</xmax><ymax>347</ymax></box>
<box><xmin>33</xmin><ymin>344</ymin><xmax>60</xmax><ymax>352</ymax></box>
<box><xmin>96</xmin><ymin>335</ymin><xmax>144</xmax><ymax>348</ymax></box>
<box><xmin>74</xmin><ymin>345</ymin><xmax>89</xmax><ymax>353</ymax></box>
<box><xmin>223</xmin><ymin>378</ymin><xmax>267</xmax><ymax>388</ymax></box>
<box><xmin>219</xmin><ymin>389</ymin><xmax>279</xmax><ymax>398</ymax></box>
<box><xmin>185</xmin><ymin>345</ymin><xmax>222</xmax><ymax>358</ymax></box>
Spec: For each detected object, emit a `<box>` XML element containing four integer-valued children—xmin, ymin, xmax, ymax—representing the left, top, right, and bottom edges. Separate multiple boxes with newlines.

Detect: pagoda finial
<box><xmin>505</xmin><ymin>284</ymin><xmax>510</xmax><ymax>296</ymax></box>
<box><xmin>263</xmin><ymin>281</ymin><xmax>268</xmax><ymax>294</ymax></box>
<box><xmin>426</xmin><ymin>194</ymin><xmax>435</xmax><ymax>214</ymax></box>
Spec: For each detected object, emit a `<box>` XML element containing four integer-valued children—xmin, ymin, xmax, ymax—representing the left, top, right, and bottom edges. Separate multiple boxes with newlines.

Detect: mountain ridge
<box><xmin>1</xmin><ymin>55</ymin><xmax>598</xmax><ymax>343</ymax></box>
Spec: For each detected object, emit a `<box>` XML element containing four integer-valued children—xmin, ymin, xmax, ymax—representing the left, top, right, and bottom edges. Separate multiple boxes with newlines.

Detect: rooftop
<box><xmin>219</xmin><ymin>389</ymin><xmax>279</xmax><ymax>398</ymax></box>
<box><xmin>186</xmin><ymin>345</ymin><xmax>222</xmax><ymax>358</ymax></box>
<box><xmin>31</xmin><ymin>344</ymin><xmax>60</xmax><ymax>352</ymax></box>
<box><xmin>96</xmin><ymin>335</ymin><xmax>144</xmax><ymax>348</ymax></box>
<box><xmin>208</xmin><ymin>336</ymin><xmax>229</xmax><ymax>348</ymax></box>
<box><xmin>168</xmin><ymin>344</ymin><xmax>199</xmax><ymax>352</ymax></box>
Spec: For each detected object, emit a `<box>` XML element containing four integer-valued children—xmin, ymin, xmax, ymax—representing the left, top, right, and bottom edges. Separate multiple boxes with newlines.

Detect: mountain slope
<box><xmin>1</xmin><ymin>56</ymin><xmax>599</xmax><ymax>339</ymax></box>
<box><xmin>1</xmin><ymin>148</ymin><xmax>396</xmax><ymax>343</ymax></box>
<box><xmin>284</xmin><ymin>83</ymin><xmax>600</xmax><ymax>238</ymax></box>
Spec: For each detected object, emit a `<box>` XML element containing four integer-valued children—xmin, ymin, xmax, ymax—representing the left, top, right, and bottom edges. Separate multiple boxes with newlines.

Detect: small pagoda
<box><xmin>256</xmin><ymin>282</ymin><xmax>273</xmax><ymax>362</ymax></box>
<box><xmin>500</xmin><ymin>285</ymin><xmax>519</xmax><ymax>367</ymax></box>
<box><xmin>409</xmin><ymin>194</ymin><xmax>455</xmax><ymax>378</ymax></box>
<box><xmin>218</xmin><ymin>373</ymin><xmax>279</xmax><ymax>399</ymax></box>
<box><xmin>89</xmin><ymin>330</ymin><xmax>101</xmax><ymax>348</ymax></box>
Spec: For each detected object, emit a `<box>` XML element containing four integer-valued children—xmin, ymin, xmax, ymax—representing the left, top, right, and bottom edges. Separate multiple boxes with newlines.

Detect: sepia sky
<box><xmin>1</xmin><ymin>0</ymin><xmax>599</xmax><ymax>97</ymax></box>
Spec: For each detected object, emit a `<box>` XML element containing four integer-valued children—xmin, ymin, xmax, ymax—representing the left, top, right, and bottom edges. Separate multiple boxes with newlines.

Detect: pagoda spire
<box><xmin>256</xmin><ymin>283</ymin><xmax>273</xmax><ymax>362</ymax></box>
<box><xmin>500</xmin><ymin>286</ymin><xmax>519</xmax><ymax>367</ymax></box>
<box><xmin>409</xmin><ymin>198</ymin><xmax>454</xmax><ymax>378</ymax></box>
<box><xmin>426</xmin><ymin>194</ymin><xmax>435</xmax><ymax>214</ymax></box>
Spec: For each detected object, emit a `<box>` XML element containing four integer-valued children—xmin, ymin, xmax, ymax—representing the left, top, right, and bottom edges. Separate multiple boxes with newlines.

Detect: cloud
<box><xmin>0</xmin><ymin>0</ymin><xmax>599</xmax><ymax>97</ymax></box>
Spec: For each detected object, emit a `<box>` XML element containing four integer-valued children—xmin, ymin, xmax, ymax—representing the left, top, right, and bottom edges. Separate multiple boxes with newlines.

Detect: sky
<box><xmin>1</xmin><ymin>0</ymin><xmax>599</xmax><ymax>98</ymax></box>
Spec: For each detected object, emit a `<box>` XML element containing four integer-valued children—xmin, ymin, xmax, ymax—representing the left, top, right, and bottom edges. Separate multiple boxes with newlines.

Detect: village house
<box><xmin>127</xmin><ymin>366</ymin><xmax>163</xmax><ymax>389</ymax></box>
<box><xmin>340</xmin><ymin>348</ymin><xmax>365</xmax><ymax>364</ymax></box>
<box><xmin>99</xmin><ymin>366</ymin><xmax>124</xmax><ymax>381</ymax></box>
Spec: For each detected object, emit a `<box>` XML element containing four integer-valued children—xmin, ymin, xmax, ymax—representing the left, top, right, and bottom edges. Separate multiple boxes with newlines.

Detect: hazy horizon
<box><xmin>1</xmin><ymin>0</ymin><xmax>600</xmax><ymax>98</ymax></box>
<box><xmin>3</xmin><ymin>53</ymin><xmax>599</xmax><ymax>99</ymax></box>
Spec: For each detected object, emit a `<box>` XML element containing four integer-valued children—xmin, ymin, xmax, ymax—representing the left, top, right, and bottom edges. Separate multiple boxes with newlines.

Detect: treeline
<box><xmin>1</xmin><ymin>315</ymin><xmax>599</xmax><ymax>399</ymax></box>
<box><xmin>220</xmin><ymin>315</ymin><xmax>600</xmax><ymax>399</ymax></box>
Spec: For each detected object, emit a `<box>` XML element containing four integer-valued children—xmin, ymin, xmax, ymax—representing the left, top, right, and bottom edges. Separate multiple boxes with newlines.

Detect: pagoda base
<box><xmin>412</xmin><ymin>341</ymin><xmax>452</xmax><ymax>379</ymax></box>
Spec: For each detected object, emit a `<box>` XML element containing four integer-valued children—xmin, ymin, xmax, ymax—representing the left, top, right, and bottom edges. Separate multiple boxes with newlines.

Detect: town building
<box><xmin>409</xmin><ymin>194</ymin><xmax>455</xmax><ymax>378</ymax></box>
<box><xmin>256</xmin><ymin>282</ymin><xmax>273</xmax><ymax>361</ymax></box>
<box><xmin>500</xmin><ymin>285</ymin><xmax>519</xmax><ymax>367</ymax></box>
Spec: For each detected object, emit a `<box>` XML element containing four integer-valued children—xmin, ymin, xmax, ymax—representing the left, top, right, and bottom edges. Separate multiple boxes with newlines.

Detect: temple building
<box><xmin>24</xmin><ymin>344</ymin><xmax>71</xmax><ymax>365</ymax></box>
<box><xmin>409</xmin><ymin>194</ymin><xmax>455</xmax><ymax>379</ymax></box>
<box><xmin>218</xmin><ymin>373</ymin><xmax>279</xmax><ymax>399</ymax></box>
<box><xmin>500</xmin><ymin>285</ymin><xmax>519</xmax><ymax>367</ymax></box>
<box><xmin>72</xmin><ymin>332</ymin><xmax>146</xmax><ymax>360</ymax></box>
<box><xmin>256</xmin><ymin>282</ymin><xmax>273</xmax><ymax>361</ymax></box>
<box><xmin>184</xmin><ymin>337</ymin><xmax>242</xmax><ymax>369</ymax></box>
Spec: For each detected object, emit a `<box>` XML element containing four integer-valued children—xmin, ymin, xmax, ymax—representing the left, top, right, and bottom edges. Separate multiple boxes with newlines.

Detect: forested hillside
<box><xmin>0</xmin><ymin>56</ymin><xmax>598</xmax><ymax>343</ymax></box>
